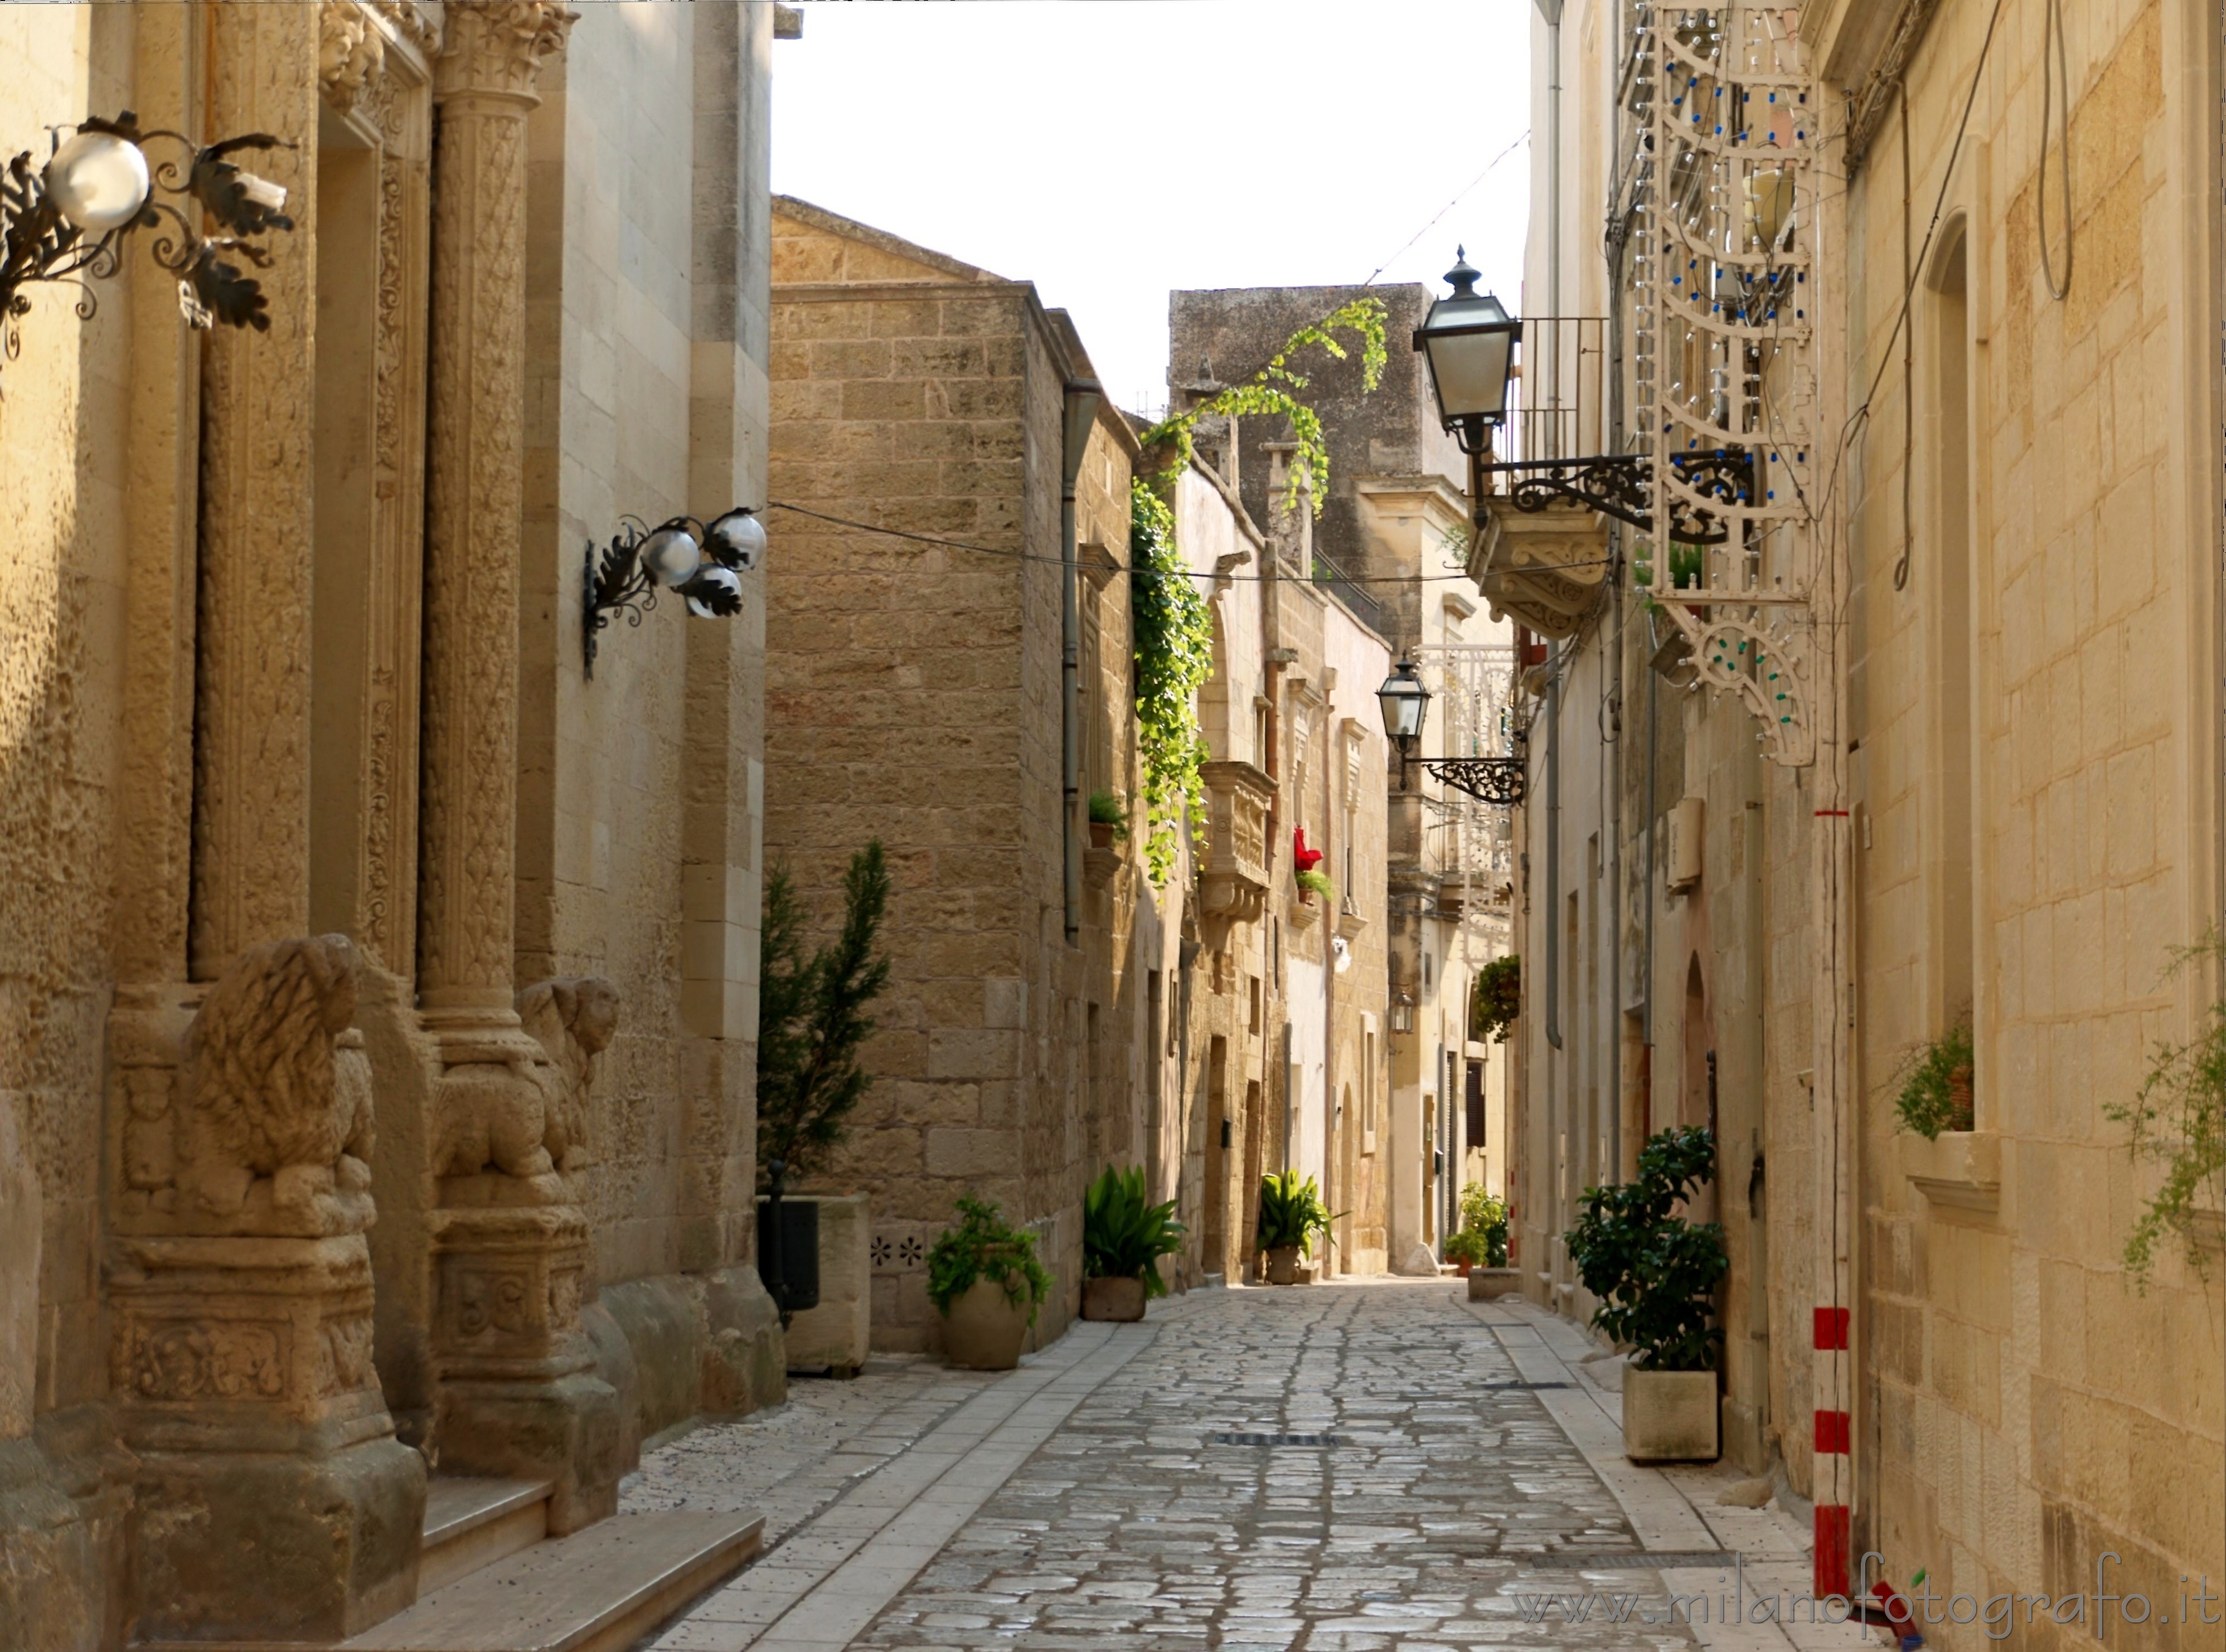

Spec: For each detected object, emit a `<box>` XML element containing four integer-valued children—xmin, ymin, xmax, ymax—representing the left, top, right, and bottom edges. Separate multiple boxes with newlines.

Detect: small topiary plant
<box><xmin>926</xmin><ymin>1196</ymin><xmax>1053</xmax><ymax>1325</ymax></box>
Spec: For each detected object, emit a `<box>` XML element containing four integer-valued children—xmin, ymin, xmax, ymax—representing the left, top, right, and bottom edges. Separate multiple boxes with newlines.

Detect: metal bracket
<box><xmin>1420</xmin><ymin>756</ymin><xmax>1527</xmax><ymax>806</ymax></box>
<box><xmin>1481</xmin><ymin>451</ymin><xmax>1755</xmax><ymax>546</ymax></box>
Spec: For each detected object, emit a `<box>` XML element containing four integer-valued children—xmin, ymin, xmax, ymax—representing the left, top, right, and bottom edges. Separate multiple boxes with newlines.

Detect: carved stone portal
<box><xmin>108</xmin><ymin>935</ymin><xmax>424</xmax><ymax>1643</ymax></box>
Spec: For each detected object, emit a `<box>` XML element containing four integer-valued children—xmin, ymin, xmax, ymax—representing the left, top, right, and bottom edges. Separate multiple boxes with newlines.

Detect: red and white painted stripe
<box><xmin>1812</xmin><ymin>1305</ymin><xmax>1850</xmax><ymax>1597</ymax></box>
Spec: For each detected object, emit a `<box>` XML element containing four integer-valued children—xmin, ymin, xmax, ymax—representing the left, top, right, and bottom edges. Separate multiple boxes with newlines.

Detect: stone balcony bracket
<box><xmin>1898</xmin><ymin>1129</ymin><xmax>2001</xmax><ymax>1217</ymax></box>
<box><xmin>1197</xmin><ymin>760</ymin><xmax>1274</xmax><ymax>950</ymax></box>
<box><xmin>1468</xmin><ymin>498</ymin><xmax>1609</xmax><ymax>642</ymax></box>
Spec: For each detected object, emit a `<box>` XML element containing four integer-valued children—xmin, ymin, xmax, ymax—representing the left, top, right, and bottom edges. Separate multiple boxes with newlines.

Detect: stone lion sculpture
<box><xmin>517</xmin><ymin>976</ymin><xmax>618</xmax><ymax>1174</ymax></box>
<box><xmin>183</xmin><ymin>933</ymin><xmax>374</xmax><ymax>1221</ymax></box>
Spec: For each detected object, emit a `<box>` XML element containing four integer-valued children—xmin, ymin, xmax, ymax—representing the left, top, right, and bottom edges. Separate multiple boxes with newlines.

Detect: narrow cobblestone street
<box><xmin>637</xmin><ymin>1282</ymin><xmax>1875</xmax><ymax>1652</ymax></box>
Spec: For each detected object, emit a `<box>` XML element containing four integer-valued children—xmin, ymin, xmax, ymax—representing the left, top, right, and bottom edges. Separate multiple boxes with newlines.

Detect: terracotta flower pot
<box><xmin>1265</xmin><ymin>1245</ymin><xmax>1301</xmax><ymax>1286</ymax></box>
<box><xmin>1455</xmin><ymin>1260</ymin><xmax>1473</xmax><ymax>1278</ymax></box>
<box><xmin>1081</xmin><ymin>1275</ymin><xmax>1146</xmax><ymax>1322</ymax></box>
<box><xmin>940</xmin><ymin>1278</ymin><xmax>1030</xmax><ymax>1370</ymax></box>
<box><xmin>1089</xmin><ymin>820</ymin><xmax>1117</xmax><ymax>851</ymax></box>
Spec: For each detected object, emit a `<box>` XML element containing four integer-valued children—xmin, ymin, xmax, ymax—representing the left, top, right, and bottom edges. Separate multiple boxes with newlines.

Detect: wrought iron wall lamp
<box><xmin>1</xmin><ymin>113</ymin><xmax>297</xmax><ymax>385</ymax></box>
<box><xmin>1375</xmin><ymin>658</ymin><xmax>1527</xmax><ymax>805</ymax></box>
<box><xmin>583</xmin><ymin>507</ymin><xmax>764</xmax><ymax>678</ymax></box>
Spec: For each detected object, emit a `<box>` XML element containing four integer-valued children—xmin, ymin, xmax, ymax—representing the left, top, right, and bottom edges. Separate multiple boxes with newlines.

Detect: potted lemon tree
<box><xmin>1564</xmin><ymin>1125</ymin><xmax>1727</xmax><ymax>1461</ymax></box>
<box><xmin>926</xmin><ymin>1195</ymin><xmax>1052</xmax><ymax>1369</ymax></box>
<box><xmin>1081</xmin><ymin>1164</ymin><xmax>1184</xmax><ymax>1320</ymax></box>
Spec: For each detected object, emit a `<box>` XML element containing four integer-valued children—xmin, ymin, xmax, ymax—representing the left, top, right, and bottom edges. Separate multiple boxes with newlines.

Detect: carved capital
<box><xmin>319</xmin><ymin>0</ymin><xmax>386</xmax><ymax>110</ymax></box>
<box><xmin>436</xmin><ymin>0</ymin><xmax>578</xmax><ymax>104</ymax></box>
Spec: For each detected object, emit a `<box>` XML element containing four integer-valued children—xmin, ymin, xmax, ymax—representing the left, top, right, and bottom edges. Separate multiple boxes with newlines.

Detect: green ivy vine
<box><xmin>1131</xmin><ymin>479</ymin><xmax>1213</xmax><ymax>885</ymax></box>
<box><xmin>1137</xmin><ymin>296</ymin><xmax>1390</xmax><ymax>517</ymax></box>
<box><xmin>1126</xmin><ymin>301</ymin><xmax>1391</xmax><ymax>887</ymax></box>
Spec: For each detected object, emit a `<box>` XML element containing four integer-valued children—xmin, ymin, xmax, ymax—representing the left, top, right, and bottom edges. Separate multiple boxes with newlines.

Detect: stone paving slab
<box><xmin>643</xmin><ymin>1280</ymin><xmax>1880</xmax><ymax>1652</ymax></box>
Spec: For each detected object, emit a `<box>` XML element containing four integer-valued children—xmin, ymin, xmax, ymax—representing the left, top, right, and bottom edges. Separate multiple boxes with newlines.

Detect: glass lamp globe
<box><xmin>43</xmin><ymin>130</ymin><xmax>151</xmax><ymax>233</ymax></box>
<box><xmin>639</xmin><ymin>525</ymin><xmax>702</xmax><ymax>587</ymax></box>
<box><xmin>684</xmin><ymin>565</ymin><xmax>742</xmax><ymax>618</ymax></box>
<box><xmin>704</xmin><ymin>508</ymin><xmax>765</xmax><ymax>571</ymax></box>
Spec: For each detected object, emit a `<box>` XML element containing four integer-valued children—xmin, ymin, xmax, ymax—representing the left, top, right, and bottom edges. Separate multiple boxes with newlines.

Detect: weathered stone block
<box><xmin>781</xmin><ymin>1196</ymin><xmax>870</xmax><ymax>1375</ymax></box>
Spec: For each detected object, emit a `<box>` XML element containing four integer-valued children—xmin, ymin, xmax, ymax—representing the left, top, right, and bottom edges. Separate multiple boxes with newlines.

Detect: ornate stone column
<box><xmin>190</xmin><ymin>0</ymin><xmax>321</xmax><ymax>980</ymax></box>
<box><xmin>419</xmin><ymin>0</ymin><xmax>617</xmax><ymax>1532</ymax></box>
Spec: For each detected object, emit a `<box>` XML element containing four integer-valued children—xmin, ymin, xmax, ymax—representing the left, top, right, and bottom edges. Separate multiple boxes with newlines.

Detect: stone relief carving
<box><xmin>437</xmin><ymin>1</ymin><xmax>577</xmax><ymax>100</ymax></box>
<box><xmin>116</xmin><ymin>1320</ymin><xmax>288</xmax><ymax>1402</ymax></box>
<box><xmin>319</xmin><ymin>0</ymin><xmax>386</xmax><ymax>108</ymax></box>
<box><xmin>517</xmin><ymin>976</ymin><xmax>618</xmax><ymax>1173</ymax></box>
<box><xmin>180</xmin><ymin>934</ymin><xmax>376</xmax><ymax>1233</ymax></box>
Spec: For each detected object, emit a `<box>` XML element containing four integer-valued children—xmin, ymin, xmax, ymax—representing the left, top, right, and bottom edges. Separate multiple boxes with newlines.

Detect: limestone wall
<box><xmin>764</xmin><ymin>200</ymin><xmax>1142</xmax><ymax>1352</ymax></box>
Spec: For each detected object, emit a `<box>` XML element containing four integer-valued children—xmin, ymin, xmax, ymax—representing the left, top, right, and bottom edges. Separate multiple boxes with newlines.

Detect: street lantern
<box><xmin>1376</xmin><ymin>659</ymin><xmax>1431</xmax><ymax>750</ymax></box>
<box><xmin>1412</xmin><ymin>249</ymin><xmax>1520</xmax><ymax>456</ymax></box>
<box><xmin>1</xmin><ymin>113</ymin><xmax>298</xmax><ymax>385</ymax></box>
<box><xmin>583</xmin><ymin>507</ymin><xmax>765</xmax><ymax>678</ymax></box>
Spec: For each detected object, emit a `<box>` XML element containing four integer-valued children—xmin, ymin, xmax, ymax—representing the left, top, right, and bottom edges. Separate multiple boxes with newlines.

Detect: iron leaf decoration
<box><xmin>0</xmin><ymin>110</ymin><xmax>296</xmax><ymax>387</ymax></box>
<box><xmin>678</xmin><ymin>569</ymin><xmax>744</xmax><ymax>616</ymax></box>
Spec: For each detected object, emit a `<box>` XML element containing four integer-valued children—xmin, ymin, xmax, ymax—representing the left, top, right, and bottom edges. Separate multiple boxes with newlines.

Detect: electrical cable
<box><xmin>2038</xmin><ymin>0</ymin><xmax>2073</xmax><ymax>300</ymax></box>
<box><xmin>763</xmin><ymin>499</ymin><xmax>1616</xmax><ymax>585</ymax></box>
<box><xmin>1361</xmin><ymin>130</ymin><xmax>1531</xmax><ymax>287</ymax></box>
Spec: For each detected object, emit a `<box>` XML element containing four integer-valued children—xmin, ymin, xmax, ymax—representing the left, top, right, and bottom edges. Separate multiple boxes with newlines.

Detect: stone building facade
<box><xmin>1145</xmin><ymin>455</ymin><xmax>1395</xmax><ymax>1284</ymax></box>
<box><xmin>1506</xmin><ymin>0</ymin><xmax>2225</xmax><ymax>1624</ymax></box>
<box><xmin>0</xmin><ymin>3</ymin><xmax>791</xmax><ymax>1644</ymax></box>
<box><xmin>763</xmin><ymin>200</ymin><xmax>1143</xmax><ymax>1353</ymax></box>
<box><xmin>1168</xmin><ymin>288</ymin><xmax>1516</xmax><ymax>1269</ymax></box>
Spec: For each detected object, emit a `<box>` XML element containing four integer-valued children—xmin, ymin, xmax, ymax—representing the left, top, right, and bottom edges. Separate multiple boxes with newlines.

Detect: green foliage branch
<box><xmin>1126</xmin><ymin>300</ymin><xmax>1390</xmax><ymax>890</ymax></box>
<box><xmin>1130</xmin><ymin>480</ymin><xmax>1214</xmax><ymax>885</ymax></box>
<box><xmin>926</xmin><ymin>1195</ymin><xmax>1054</xmax><ymax>1323</ymax></box>
<box><xmin>1563</xmin><ymin>1126</ymin><xmax>1728</xmax><ymax>1371</ymax></box>
<box><xmin>1443</xmin><ymin>1229</ymin><xmax>1490</xmax><ymax>1267</ymax></box>
<box><xmin>755</xmin><ymin>840</ymin><xmax>892</xmax><ymax>1186</ymax></box>
<box><xmin>1471</xmin><ymin>954</ymin><xmax>1521</xmax><ymax>1044</ymax></box>
<box><xmin>1082</xmin><ymin>1164</ymin><xmax>1186</xmax><ymax>1298</ymax></box>
<box><xmin>1889</xmin><ymin>1018</ymin><xmax>1975</xmax><ymax>1140</ymax></box>
<box><xmin>2108</xmin><ymin>937</ymin><xmax>2226</xmax><ymax>1287</ymax></box>
<box><xmin>1458</xmin><ymin>1183</ymin><xmax>1512</xmax><ymax>1267</ymax></box>
<box><xmin>1296</xmin><ymin>868</ymin><xmax>1335</xmax><ymax>900</ymax></box>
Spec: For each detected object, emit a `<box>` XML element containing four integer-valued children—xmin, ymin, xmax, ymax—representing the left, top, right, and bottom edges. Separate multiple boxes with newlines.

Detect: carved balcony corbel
<box><xmin>1468</xmin><ymin>496</ymin><xmax>1610</xmax><ymax>641</ymax></box>
<box><xmin>1196</xmin><ymin>760</ymin><xmax>1275</xmax><ymax>951</ymax></box>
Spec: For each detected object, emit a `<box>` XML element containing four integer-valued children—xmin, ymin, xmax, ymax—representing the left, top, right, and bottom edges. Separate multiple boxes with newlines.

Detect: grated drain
<box><xmin>1210</xmin><ymin>1430</ymin><xmax>1340</xmax><ymax>1447</ymax></box>
<box><xmin>1477</xmin><ymin>1379</ymin><xmax>1570</xmax><ymax>1389</ymax></box>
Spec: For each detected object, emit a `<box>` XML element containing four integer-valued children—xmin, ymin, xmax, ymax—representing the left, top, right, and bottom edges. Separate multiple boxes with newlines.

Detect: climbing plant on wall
<box><xmin>1131</xmin><ymin>479</ymin><xmax>1213</xmax><ymax>886</ymax></box>
<box><xmin>1128</xmin><ymin>298</ymin><xmax>1391</xmax><ymax>886</ymax></box>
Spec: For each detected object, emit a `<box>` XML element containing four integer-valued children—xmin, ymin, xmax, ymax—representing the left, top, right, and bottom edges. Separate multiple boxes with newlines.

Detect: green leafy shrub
<box><xmin>2108</xmin><ymin>937</ymin><xmax>2226</xmax><ymax>1287</ymax></box>
<box><xmin>1087</xmin><ymin>789</ymin><xmax>1129</xmax><ymax>838</ymax></box>
<box><xmin>1563</xmin><ymin>1126</ymin><xmax>1727</xmax><ymax>1371</ymax></box>
<box><xmin>926</xmin><ymin>1196</ymin><xmax>1053</xmax><ymax>1324</ymax></box>
<box><xmin>756</xmin><ymin>840</ymin><xmax>892</xmax><ymax>1185</ymax></box>
<box><xmin>1443</xmin><ymin>1229</ymin><xmax>1488</xmax><ymax>1267</ymax></box>
<box><xmin>1296</xmin><ymin>868</ymin><xmax>1335</xmax><ymax>900</ymax></box>
<box><xmin>1891</xmin><ymin>1019</ymin><xmax>1975</xmax><ymax>1140</ymax></box>
<box><xmin>1082</xmin><ymin>1164</ymin><xmax>1185</xmax><ymax>1297</ymax></box>
<box><xmin>1458</xmin><ymin>1184</ymin><xmax>1511</xmax><ymax>1266</ymax></box>
<box><xmin>1256</xmin><ymin>1168</ymin><xmax>1341</xmax><ymax>1259</ymax></box>
<box><xmin>1471</xmin><ymin>954</ymin><xmax>1520</xmax><ymax>1044</ymax></box>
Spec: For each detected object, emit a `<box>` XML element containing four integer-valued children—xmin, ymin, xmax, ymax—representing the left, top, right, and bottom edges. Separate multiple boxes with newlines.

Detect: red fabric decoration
<box><xmin>1293</xmin><ymin>827</ymin><xmax>1324</xmax><ymax>873</ymax></box>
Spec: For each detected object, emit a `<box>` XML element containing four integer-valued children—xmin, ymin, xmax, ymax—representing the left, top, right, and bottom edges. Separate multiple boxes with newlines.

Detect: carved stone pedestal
<box><xmin>111</xmin><ymin>1233</ymin><xmax>424</xmax><ymax>1643</ymax></box>
<box><xmin>430</xmin><ymin>1194</ymin><xmax>618</xmax><ymax>1533</ymax></box>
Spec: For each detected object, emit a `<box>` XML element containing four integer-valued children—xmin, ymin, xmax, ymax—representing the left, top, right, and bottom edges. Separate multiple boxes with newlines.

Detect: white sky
<box><xmin>771</xmin><ymin>0</ymin><xmax>1534</xmax><ymax>417</ymax></box>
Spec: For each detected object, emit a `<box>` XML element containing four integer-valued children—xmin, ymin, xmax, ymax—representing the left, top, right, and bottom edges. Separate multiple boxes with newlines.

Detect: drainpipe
<box><xmin>1545</xmin><ymin>652</ymin><xmax>1563</xmax><ymax>1051</ymax></box>
<box><xmin>1061</xmin><ymin>379</ymin><xmax>1102</xmax><ymax>946</ymax></box>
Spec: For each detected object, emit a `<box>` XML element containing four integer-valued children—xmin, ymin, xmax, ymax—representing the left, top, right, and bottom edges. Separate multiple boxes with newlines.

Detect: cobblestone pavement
<box><xmin>648</xmin><ymin>1280</ymin><xmax>1875</xmax><ymax>1652</ymax></box>
<box><xmin>624</xmin><ymin>1355</ymin><xmax>1005</xmax><ymax>1545</ymax></box>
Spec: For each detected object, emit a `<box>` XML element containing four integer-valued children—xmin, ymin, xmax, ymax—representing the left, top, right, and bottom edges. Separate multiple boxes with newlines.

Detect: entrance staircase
<box><xmin>339</xmin><ymin>1478</ymin><xmax>762</xmax><ymax>1652</ymax></box>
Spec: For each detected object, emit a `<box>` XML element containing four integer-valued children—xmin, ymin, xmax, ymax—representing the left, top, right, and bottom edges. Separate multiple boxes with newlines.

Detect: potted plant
<box><xmin>925</xmin><ymin>1195</ymin><xmax>1053</xmax><ymax>1369</ymax></box>
<box><xmin>1296</xmin><ymin>868</ymin><xmax>1335</xmax><ymax>907</ymax></box>
<box><xmin>1255</xmin><ymin>1168</ymin><xmax>1340</xmax><ymax>1284</ymax></box>
<box><xmin>1442</xmin><ymin>1228</ymin><xmax>1486</xmax><ymax>1277</ymax></box>
<box><xmin>1081</xmin><ymin>1163</ymin><xmax>1185</xmax><ymax>1320</ymax></box>
<box><xmin>1892</xmin><ymin>1018</ymin><xmax>1975</xmax><ymax>1138</ymax></box>
<box><xmin>1087</xmin><ymin>789</ymin><xmax>1129</xmax><ymax>852</ymax></box>
<box><xmin>1454</xmin><ymin>1184</ymin><xmax>1521</xmax><ymax>1298</ymax></box>
<box><xmin>1564</xmin><ymin>1125</ymin><xmax>1728</xmax><ymax>1461</ymax></box>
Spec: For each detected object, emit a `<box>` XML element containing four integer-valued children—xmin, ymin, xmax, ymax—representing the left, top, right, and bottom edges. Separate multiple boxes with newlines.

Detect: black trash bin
<box><xmin>756</xmin><ymin>1193</ymin><xmax>820</xmax><ymax>1317</ymax></box>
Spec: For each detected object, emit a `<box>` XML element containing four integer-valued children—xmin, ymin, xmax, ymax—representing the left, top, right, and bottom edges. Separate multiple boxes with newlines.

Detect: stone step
<box><xmin>342</xmin><ymin>1510</ymin><xmax>763</xmax><ymax>1652</ymax></box>
<box><xmin>419</xmin><ymin>1478</ymin><xmax>555</xmax><ymax>1596</ymax></box>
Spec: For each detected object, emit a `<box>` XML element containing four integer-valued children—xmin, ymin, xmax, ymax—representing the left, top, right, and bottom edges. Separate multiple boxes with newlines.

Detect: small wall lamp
<box><xmin>583</xmin><ymin>507</ymin><xmax>765</xmax><ymax>678</ymax></box>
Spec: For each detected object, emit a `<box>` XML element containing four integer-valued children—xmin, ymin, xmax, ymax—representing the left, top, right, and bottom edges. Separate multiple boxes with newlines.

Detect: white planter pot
<box><xmin>1622</xmin><ymin>1366</ymin><xmax>1719</xmax><ymax>1461</ymax></box>
<box><xmin>782</xmin><ymin>1194</ymin><xmax>870</xmax><ymax>1376</ymax></box>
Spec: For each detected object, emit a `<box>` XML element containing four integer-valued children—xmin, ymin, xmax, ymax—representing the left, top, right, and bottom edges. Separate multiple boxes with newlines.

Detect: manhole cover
<box><xmin>1210</xmin><ymin>1431</ymin><xmax>1340</xmax><ymax>1447</ymax></box>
